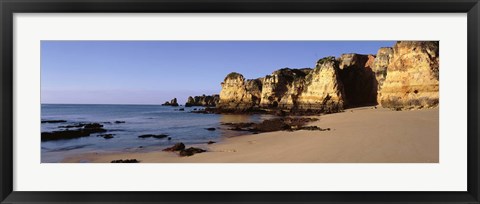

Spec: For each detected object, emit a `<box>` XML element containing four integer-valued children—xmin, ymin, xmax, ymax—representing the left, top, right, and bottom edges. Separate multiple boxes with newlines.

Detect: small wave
<box><xmin>48</xmin><ymin>144</ymin><xmax>93</xmax><ymax>152</ymax></box>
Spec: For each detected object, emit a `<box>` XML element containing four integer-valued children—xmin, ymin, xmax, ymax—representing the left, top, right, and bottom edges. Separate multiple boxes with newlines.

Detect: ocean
<box><xmin>41</xmin><ymin>104</ymin><xmax>275</xmax><ymax>162</ymax></box>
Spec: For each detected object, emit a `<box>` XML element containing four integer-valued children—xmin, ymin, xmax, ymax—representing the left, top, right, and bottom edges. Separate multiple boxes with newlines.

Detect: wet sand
<box><xmin>63</xmin><ymin>107</ymin><xmax>439</xmax><ymax>163</ymax></box>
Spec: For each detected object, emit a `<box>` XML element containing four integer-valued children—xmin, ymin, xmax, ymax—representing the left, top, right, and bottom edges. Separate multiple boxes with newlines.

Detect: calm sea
<box><xmin>41</xmin><ymin>104</ymin><xmax>274</xmax><ymax>162</ymax></box>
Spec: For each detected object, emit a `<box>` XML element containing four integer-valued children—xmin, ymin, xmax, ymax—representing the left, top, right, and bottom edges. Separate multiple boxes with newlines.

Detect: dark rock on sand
<box><xmin>41</xmin><ymin>123</ymin><xmax>107</xmax><ymax>141</ymax></box>
<box><xmin>41</xmin><ymin>120</ymin><xmax>67</xmax><ymax>123</ymax></box>
<box><xmin>179</xmin><ymin>147</ymin><xmax>206</xmax><ymax>157</ymax></box>
<box><xmin>138</xmin><ymin>134</ymin><xmax>169</xmax><ymax>139</ymax></box>
<box><xmin>205</xmin><ymin>127</ymin><xmax>216</xmax><ymax>131</ymax></box>
<box><xmin>111</xmin><ymin>159</ymin><xmax>139</xmax><ymax>163</ymax></box>
<box><xmin>252</xmin><ymin>118</ymin><xmax>289</xmax><ymax>132</ymax></box>
<box><xmin>163</xmin><ymin>143</ymin><xmax>185</xmax><ymax>151</ymax></box>
<box><xmin>223</xmin><ymin>117</ymin><xmax>322</xmax><ymax>133</ymax></box>
<box><xmin>222</xmin><ymin>122</ymin><xmax>255</xmax><ymax>131</ymax></box>
<box><xmin>207</xmin><ymin>141</ymin><xmax>216</xmax><ymax>144</ymax></box>
<box><xmin>292</xmin><ymin>126</ymin><xmax>330</xmax><ymax>131</ymax></box>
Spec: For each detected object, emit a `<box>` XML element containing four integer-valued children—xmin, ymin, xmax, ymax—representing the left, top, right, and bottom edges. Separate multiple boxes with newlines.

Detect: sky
<box><xmin>41</xmin><ymin>41</ymin><xmax>395</xmax><ymax>105</ymax></box>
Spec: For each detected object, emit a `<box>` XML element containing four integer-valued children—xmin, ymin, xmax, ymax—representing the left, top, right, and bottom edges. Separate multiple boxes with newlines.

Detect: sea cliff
<box><xmin>216</xmin><ymin>41</ymin><xmax>439</xmax><ymax>113</ymax></box>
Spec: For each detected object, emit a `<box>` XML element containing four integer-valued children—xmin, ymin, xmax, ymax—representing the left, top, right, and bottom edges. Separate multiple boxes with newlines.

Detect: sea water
<box><xmin>41</xmin><ymin>104</ymin><xmax>274</xmax><ymax>162</ymax></box>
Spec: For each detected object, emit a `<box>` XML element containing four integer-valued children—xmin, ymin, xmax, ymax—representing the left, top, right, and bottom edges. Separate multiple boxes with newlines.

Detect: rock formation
<box><xmin>162</xmin><ymin>98</ymin><xmax>179</xmax><ymax>106</ymax></box>
<box><xmin>216</xmin><ymin>72</ymin><xmax>262</xmax><ymax>111</ymax></box>
<box><xmin>215</xmin><ymin>41</ymin><xmax>439</xmax><ymax>113</ymax></box>
<box><xmin>185</xmin><ymin>94</ymin><xmax>220</xmax><ymax>107</ymax></box>
<box><xmin>296</xmin><ymin>57</ymin><xmax>345</xmax><ymax>112</ymax></box>
<box><xmin>259</xmin><ymin>68</ymin><xmax>311</xmax><ymax>109</ymax></box>
<box><xmin>217</xmin><ymin>58</ymin><xmax>345</xmax><ymax>113</ymax></box>
<box><xmin>371</xmin><ymin>47</ymin><xmax>394</xmax><ymax>91</ymax></box>
<box><xmin>337</xmin><ymin>53</ymin><xmax>377</xmax><ymax>107</ymax></box>
<box><xmin>379</xmin><ymin>41</ymin><xmax>439</xmax><ymax>109</ymax></box>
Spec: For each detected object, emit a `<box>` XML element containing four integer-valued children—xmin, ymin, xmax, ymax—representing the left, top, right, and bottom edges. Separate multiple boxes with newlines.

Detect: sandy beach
<box><xmin>63</xmin><ymin>107</ymin><xmax>439</xmax><ymax>163</ymax></box>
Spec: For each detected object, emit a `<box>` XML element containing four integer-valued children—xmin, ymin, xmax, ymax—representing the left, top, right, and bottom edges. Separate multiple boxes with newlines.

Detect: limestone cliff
<box><xmin>216</xmin><ymin>72</ymin><xmax>262</xmax><ymax>111</ymax></box>
<box><xmin>296</xmin><ymin>57</ymin><xmax>345</xmax><ymax>112</ymax></box>
<box><xmin>215</xmin><ymin>41</ymin><xmax>439</xmax><ymax>113</ymax></box>
<box><xmin>371</xmin><ymin>47</ymin><xmax>394</xmax><ymax>92</ymax></box>
<box><xmin>337</xmin><ymin>53</ymin><xmax>377</xmax><ymax>107</ymax></box>
<box><xmin>259</xmin><ymin>68</ymin><xmax>311</xmax><ymax>109</ymax></box>
<box><xmin>185</xmin><ymin>94</ymin><xmax>220</xmax><ymax>107</ymax></box>
<box><xmin>379</xmin><ymin>41</ymin><xmax>439</xmax><ymax>109</ymax></box>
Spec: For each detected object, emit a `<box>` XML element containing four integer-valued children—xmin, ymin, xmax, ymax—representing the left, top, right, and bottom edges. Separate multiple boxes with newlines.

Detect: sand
<box><xmin>63</xmin><ymin>107</ymin><xmax>439</xmax><ymax>163</ymax></box>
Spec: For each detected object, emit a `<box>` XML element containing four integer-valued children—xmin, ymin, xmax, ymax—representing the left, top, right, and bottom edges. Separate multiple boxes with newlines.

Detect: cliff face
<box><xmin>371</xmin><ymin>47</ymin><xmax>394</xmax><ymax>90</ymax></box>
<box><xmin>216</xmin><ymin>73</ymin><xmax>262</xmax><ymax>111</ymax></box>
<box><xmin>216</xmin><ymin>41</ymin><xmax>439</xmax><ymax>112</ymax></box>
<box><xmin>379</xmin><ymin>41</ymin><xmax>439</xmax><ymax>109</ymax></box>
<box><xmin>259</xmin><ymin>68</ymin><xmax>311</xmax><ymax>109</ymax></box>
<box><xmin>296</xmin><ymin>57</ymin><xmax>345</xmax><ymax>112</ymax></box>
<box><xmin>185</xmin><ymin>94</ymin><xmax>220</xmax><ymax>107</ymax></box>
<box><xmin>337</xmin><ymin>54</ymin><xmax>377</xmax><ymax>107</ymax></box>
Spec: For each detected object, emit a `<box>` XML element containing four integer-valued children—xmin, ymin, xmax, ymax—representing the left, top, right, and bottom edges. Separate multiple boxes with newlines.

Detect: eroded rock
<box><xmin>379</xmin><ymin>41</ymin><xmax>439</xmax><ymax>109</ymax></box>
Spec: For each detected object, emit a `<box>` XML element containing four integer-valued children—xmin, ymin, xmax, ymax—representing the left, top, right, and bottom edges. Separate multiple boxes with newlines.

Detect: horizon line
<box><xmin>41</xmin><ymin>103</ymin><xmax>180</xmax><ymax>106</ymax></box>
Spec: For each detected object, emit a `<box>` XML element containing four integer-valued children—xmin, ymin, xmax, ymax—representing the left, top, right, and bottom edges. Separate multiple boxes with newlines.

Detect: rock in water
<box><xmin>98</xmin><ymin>134</ymin><xmax>114</xmax><ymax>139</ymax></box>
<box><xmin>138</xmin><ymin>134</ymin><xmax>168</xmax><ymax>139</ymax></box>
<box><xmin>41</xmin><ymin>120</ymin><xmax>67</xmax><ymax>123</ymax></box>
<box><xmin>41</xmin><ymin>123</ymin><xmax>107</xmax><ymax>141</ymax></box>
<box><xmin>162</xmin><ymin>98</ymin><xmax>179</xmax><ymax>106</ymax></box>
<box><xmin>379</xmin><ymin>41</ymin><xmax>439</xmax><ymax>109</ymax></box>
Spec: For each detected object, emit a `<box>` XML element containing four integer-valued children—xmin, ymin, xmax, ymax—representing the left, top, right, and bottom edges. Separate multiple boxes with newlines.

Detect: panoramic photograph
<box><xmin>41</xmin><ymin>41</ymin><xmax>439</xmax><ymax>163</ymax></box>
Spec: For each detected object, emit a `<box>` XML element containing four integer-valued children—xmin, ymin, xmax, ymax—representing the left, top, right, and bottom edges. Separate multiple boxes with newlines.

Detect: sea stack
<box><xmin>162</xmin><ymin>98</ymin><xmax>179</xmax><ymax>106</ymax></box>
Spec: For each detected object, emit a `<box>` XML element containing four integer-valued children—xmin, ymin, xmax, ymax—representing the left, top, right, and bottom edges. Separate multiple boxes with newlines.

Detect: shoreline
<box><xmin>62</xmin><ymin>106</ymin><xmax>439</xmax><ymax>163</ymax></box>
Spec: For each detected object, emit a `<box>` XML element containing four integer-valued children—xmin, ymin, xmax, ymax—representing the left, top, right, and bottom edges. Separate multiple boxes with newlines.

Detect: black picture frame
<box><xmin>1</xmin><ymin>0</ymin><xmax>479</xmax><ymax>203</ymax></box>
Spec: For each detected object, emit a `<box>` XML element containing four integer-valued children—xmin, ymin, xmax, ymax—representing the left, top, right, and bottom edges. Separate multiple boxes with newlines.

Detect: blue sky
<box><xmin>41</xmin><ymin>41</ymin><xmax>395</xmax><ymax>105</ymax></box>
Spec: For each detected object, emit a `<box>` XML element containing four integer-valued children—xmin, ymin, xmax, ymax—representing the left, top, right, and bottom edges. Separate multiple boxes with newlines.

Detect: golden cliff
<box><xmin>216</xmin><ymin>73</ymin><xmax>262</xmax><ymax>111</ymax></box>
<box><xmin>216</xmin><ymin>41</ymin><xmax>439</xmax><ymax>113</ymax></box>
<box><xmin>379</xmin><ymin>41</ymin><xmax>439</xmax><ymax>109</ymax></box>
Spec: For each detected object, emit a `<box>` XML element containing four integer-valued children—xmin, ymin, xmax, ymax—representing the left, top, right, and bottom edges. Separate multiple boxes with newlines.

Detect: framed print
<box><xmin>1</xmin><ymin>0</ymin><xmax>479</xmax><ymax>203</ymax></box>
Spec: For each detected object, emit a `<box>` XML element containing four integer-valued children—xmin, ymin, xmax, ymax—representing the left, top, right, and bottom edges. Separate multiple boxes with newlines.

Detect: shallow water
<box><xmin>41</xmin><ymin>104</ymin><xmax>275</xmax><ymax>162</ymax></box>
